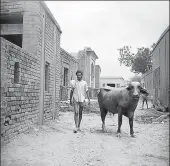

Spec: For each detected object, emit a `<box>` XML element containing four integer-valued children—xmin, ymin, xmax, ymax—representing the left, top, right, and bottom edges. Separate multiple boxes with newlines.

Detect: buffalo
<box><xmin>98</xmin><ymin>82</ymin><xmax>148</xmax><ymax>137</ymax></box>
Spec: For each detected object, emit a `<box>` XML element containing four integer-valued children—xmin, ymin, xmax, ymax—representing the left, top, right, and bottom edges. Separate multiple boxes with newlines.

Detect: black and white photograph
<box><xmin>1</xmin><ymin>1</ymin><xmax>169</xmax><ymax>166</ymax></box>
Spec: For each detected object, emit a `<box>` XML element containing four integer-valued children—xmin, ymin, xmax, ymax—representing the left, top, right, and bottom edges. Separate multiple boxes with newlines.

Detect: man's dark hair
<box><xmin>76</xmin><ymin>70</ymin><xmax>83</xmax><ymax>76</ymax></box>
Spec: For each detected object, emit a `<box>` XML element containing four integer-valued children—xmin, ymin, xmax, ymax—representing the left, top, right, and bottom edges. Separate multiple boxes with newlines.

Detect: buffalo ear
<box><xmin>140</xmin><ymin>87</ymin><xmax>149</xmax><ymax>95</ymax></box>
<box><xmin>126</xmin><ymin>84</ymin><xmax>133</xmax><ymax>91</ymax></box>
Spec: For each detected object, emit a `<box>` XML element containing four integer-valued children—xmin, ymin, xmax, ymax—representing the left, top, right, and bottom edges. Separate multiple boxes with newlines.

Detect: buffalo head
<box><xmin>126</xmin><ymin>82</ymin><xmax>149</xmax><ymax>99</ymax></box>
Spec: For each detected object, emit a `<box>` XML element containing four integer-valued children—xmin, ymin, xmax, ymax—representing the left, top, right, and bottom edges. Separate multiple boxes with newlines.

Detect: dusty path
<box><xmin>1</xmin><ymin>102</ymin><xmax>169</xmax><ymax>166</ymax></box>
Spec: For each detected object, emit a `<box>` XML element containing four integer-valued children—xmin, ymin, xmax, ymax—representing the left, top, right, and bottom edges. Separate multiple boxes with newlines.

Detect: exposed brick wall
<box><xmin>22</xmin><ymin>1</ymin><xmax>40</xmax><ymax>56</ymax></box>
<box><xmin>1</xmin><ymin>37</ymin><xmax>41</xmax><ymax>145</ymax></box>
<box><xmin>0</xmin><ymin>1</ymin><xmax>62</xmax><ymax>145</ymax></box>
<box><xmin>152</xmin><ymin>29</ymin><xmax>169</xmax><ymax>108</ymax></box>
<box><xmin>60</xmin><ymin>48</ymin><xmax>78</xmax><ymax>100</ymax></box>
<box><xmin>70</xmin><ymin>59</ymin><xmax>78</xmax><ymax>81</ymax></box>
<box><xmin>0</xmin><ymin>0</ymin><xmax>24</xmax><ymax>14</ymax></box>
<box><xmin>22</xmin><ymin>1</ymin><xmax>62</xmax><ymax>120</ymax></box>
<box><xmin>25</xmin><ymin>1</ymin><xmax>61</xmax><ymax>120</ymax></box>
<box><xmin>43</xmin><ymin>10</ymin><xmax>55</xmax><ymax>120</ymax></box>
<box><xmin>55</xmin><ymin>30</ymin><xmax>61</xmax><ymax>110</ymax></box>
<box><xmin>0</xmin><ymin>1</ymin><xmax>41</xmax><ymax>55</ymax></box>
<box><xmin>1</xmin><ymin>0</ymin><xmax>62</xmax><ymax>109</ymax></box>
<box><xmin>60</xmin><ymin>86</ymin><xmax>69</xmax><ymax>101</ymax></box>
<box><xmin>141</xmin><ymin>27</ymin><xmax>169</xmax><ymax>108</ymax></box>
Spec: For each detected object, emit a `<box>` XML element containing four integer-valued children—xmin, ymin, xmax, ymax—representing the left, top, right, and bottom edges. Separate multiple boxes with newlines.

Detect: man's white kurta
<box><xmin>70</xmin><ymin>80</ymin><xmax>88</xmax><ymax>102</ymax></box>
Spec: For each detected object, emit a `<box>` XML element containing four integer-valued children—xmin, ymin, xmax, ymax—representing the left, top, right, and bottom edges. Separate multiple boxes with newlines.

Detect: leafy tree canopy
<box><xmin>118</xmin><ymin>43</ymin><xmax>155</xmax><ymax>74</ymax></box>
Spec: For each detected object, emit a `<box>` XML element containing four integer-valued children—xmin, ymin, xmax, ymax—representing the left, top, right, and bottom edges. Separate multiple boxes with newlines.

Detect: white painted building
<box><xmin>100</xmin><ymin>76</ymin><xmax>125</xmax><ymax>89</ymax></box>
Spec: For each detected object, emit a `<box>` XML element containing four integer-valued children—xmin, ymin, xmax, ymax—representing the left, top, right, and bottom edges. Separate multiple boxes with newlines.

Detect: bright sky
<box><xmin>45</xmin><ymin>1</ymin><xmax>169</xmax><ymax>80</ymax></box>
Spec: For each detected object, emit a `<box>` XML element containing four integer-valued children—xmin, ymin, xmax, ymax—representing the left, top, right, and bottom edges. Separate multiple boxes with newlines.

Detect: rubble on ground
<box><xmin>153</xmin><ymin>100</ymin><xmax>168</xmax><ymax>112</ymax></box>
<box><xmin>152</xmin><ymin>114</ymin><xmax>169</xmax><ymax>123</ymax></box>
<box><xmin>135</xmin><ymin>107</ymin><xmax>169</xmax><ymax>124</ymax></box>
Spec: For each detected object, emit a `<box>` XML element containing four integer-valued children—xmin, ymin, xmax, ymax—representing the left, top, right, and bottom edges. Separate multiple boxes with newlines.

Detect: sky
<box><xmin>45</xmin><ymin>1</ymin><xmax>169</xmax><ymax>80</ymax></box>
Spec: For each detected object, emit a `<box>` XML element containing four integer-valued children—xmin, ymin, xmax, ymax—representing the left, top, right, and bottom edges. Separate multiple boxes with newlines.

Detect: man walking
<box><xmin>70</xmin><ymin>70</ymin><xmax>90</xmax><ymax>133</ymax></box>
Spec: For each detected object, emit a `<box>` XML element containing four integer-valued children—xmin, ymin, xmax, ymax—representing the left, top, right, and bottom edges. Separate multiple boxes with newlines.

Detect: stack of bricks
<box><xmin>1</xmin><ymin>37</ymin><xmax>41</xmax><ymax>145</ymax></box>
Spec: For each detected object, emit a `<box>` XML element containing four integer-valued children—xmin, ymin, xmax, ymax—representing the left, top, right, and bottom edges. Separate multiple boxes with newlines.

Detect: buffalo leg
<box><xmin>101</xmin><ymin>108</ymin><xmax>107</xmax><ymax>132</ymax></box>
<box><xmin>117</xmin><ymin>107</ymin><xmax>122</xmax><ymax>137</ymax></box>
<box><xmin>142</xmin><ymin>100</ymin><xmax>144</xmax><ymax>109</ymax></box>
<box><xmin>129</xmin><ymin>116</ymin><xmax>135</xmax><ymax>137</ymax></box>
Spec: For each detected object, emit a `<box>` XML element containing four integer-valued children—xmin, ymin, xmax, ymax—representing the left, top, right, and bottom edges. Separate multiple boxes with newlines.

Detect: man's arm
<box><xmin>70</xmin><ymin>89</ymin><xmax>73</xmax><ymax>106</ymax></box>
<box><xmin>84</xmin><ymin>82</ymin><xmax>90</xmax><ymax>105</ymax></box>
<box><xmin>70</xmin><ymin>80</ymin><xmax>75</xmax><ymax>106</ymax></box>
<box><xmin>86</xmin><ymin>90</ymin><xmax>90</xmax><ymax>105</ymax></box>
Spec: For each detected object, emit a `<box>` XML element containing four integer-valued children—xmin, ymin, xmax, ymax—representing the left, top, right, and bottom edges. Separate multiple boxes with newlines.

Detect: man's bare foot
<box><xmin>77</xmin><ymin>127</ymin><xmax>81</xmax><ymax>131</ymax></box>
<box><xmin>73</xmin><ymin>128</ymin><xmax>78</xmax><ymax>133</ymax></box>
<box><xmin>116</xmin><ymin>133</ymin><xmax>121</xmax><ymax>137</ymax></box>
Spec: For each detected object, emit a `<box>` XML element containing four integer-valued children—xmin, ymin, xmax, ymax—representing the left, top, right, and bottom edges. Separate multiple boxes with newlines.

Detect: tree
<box><xmin>118</xmin><ymin>44</ymin><xmax>155</xmax><ymax>74</ymax></box>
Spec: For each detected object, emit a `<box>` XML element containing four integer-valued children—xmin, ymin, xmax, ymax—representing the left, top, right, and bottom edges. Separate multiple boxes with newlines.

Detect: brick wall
<box><xmin>152</xmin><ymin>29</ymin><xmax>169</xmax><ymax>108</ymax></box>
<box><xmin>60</xmin><ymin>48</ymin><xmax>78</xmax><ymax>85</ymax></box>
<box><xmin>38</xmin><ymin>2</ymin><xmax>61</xmax><ymax>120</ymax></box>
<box><xmin>0</xmin><ymin>0</ymin><xmax>23</xmax><ymax>14</ymax></box>
<box><xmin>43</xmin><ymin>9</ymin><xmax>55</xmax><ymax>120</ymax></box>
<box><xmin>60</xmin><ymin>48</ymin><xmax>78</xmax><ymax>100</ymax></box>
<box><xmin>0</xmin><ymin>1</ymin><xmax>41</xmax><ymax>55</ymax></box>
<box><xmin>54</xmin><ymin>24</ymin><xmax>61</xmax><ymax>117</ymax></box>
<box><xmin>1</xmin><ymin>37</ymin><xmax>41</xmax><ymax>145</ymax></box>
<box><xmin>1</xmin><ymin>1</ymin><xmax>62</xmax><ymax>115</ymax></box>
<box><xmin>141</xmin><ymin>27</ymin><xmax>169</xmax><ymax>108</ymax></box>
<box><xmin>141</xmin><ymin>70</ymin><xmax>153</xmax><ymax>96</ymax></box>
<box><xmin>0</xmin><ymin>1</ymin><xmax>62</xmax><ymax>145</ymax></box>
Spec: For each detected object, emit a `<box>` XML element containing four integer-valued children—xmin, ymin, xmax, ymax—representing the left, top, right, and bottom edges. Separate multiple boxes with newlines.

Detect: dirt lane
<box><xmin>1</xmin><ymin>103</ymin><xmax>169</xmax><ymax>166</ymax></box>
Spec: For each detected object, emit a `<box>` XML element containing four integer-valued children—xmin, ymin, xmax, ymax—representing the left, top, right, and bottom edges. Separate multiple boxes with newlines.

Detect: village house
<box><xmin>100</xmin><ymin>76</ymin><xmax>125</xmax><ymax>89</ymax></box>
<box><xmin>60</xmin><ymin>48</ymin><xmax>78</xmax><ymax>101</ymax></box>
<box><xmin>1</xmin><ymin>1</ymin><xmax>62</xmax><ymax>145</ymax></box>
<box><xmin>71</xmin><ymin>47</ymin><xmax>101</xmax><ymax>98</ymax></box>
<box><xmin>141</xmin><ymin>25</ymin><xmax>169</xmax><ymax>110</ymax></box>
<box><xmin>71</xmin><ymin>47</ymin><xmax>100</xmax><ymax>88</ymax></box>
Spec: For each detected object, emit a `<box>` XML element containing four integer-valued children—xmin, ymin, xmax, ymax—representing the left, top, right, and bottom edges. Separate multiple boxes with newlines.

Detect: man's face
<box><xmin>76</xmin><ymin>72</ymin><xmax>83</xmax><ymax>81</ymax></box>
